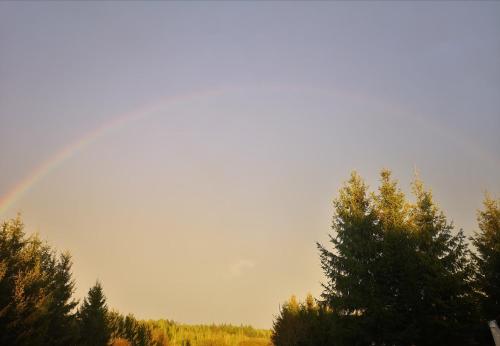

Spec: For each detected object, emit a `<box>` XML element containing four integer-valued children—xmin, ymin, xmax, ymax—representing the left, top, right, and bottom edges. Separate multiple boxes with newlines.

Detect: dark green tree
<box><xmin>0</xmin><ymin>216</ymin><xmax>29</xmax><ymax>345</ymax></box>
<box><xmin>0</xmin><ymin>216</ymin><xmax>66</xmax><ymax>346</ymax></box>
<box><xmin>272</xmin><ymin>295</ymin><xmax>302</xmax><ymax>345</ymax></box>
<box><xmin>372</xmin><ymin>170</ymin><xmax>420</xmax><ymax>344</ymax></box>
<box><xmin>78</xmin><ymin>281</ymin><xmax>110</xmax><ymax>346</ymax></box>
<box><xmin>410</xmin><ymin>177</ymin><xmax>478</xmax><ymax>345</ymax></box>
<box><xmin>317</xmin><ymin>171</ymin><xmax>383</xmax><ymax>345</ymax></box>
<box><xmin>45</xmin><ymin>251</ymin><xmax>78</xmax><ymax>345</ymax></box>
<box><xmin>472</xmin><ymin>196</ymin><xmax>500</xmax><ymax>322</ymax></box>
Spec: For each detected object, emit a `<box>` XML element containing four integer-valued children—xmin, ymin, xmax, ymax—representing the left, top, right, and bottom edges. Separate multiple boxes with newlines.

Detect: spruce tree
<box><xmin>317</xmin><ymin>171</ymin><xmax>382</xmax><ymax>344</ymax></box>
<box><xmin>0</xmin><ymin>217</ymin><xmax>27</xmax><ymax>345</ymax></box>
<box><xmin>272</xmin><ymin>295</ymin><xmax>301</xmax><ymax>345</ymax></box>
<box><xmin>472</xmin><ymin>195</ymin><xmax>500</xmax><ymax>322</ymax></box>
<box><xmin>78</xmin><ymin>281</ymin><xmax>110</xmax><ymax>346</ymax></box>
<box><xmin>0</xmin><ymin>217</ymin><xmax>53</xmax><ymax>345</ymax></box>
<box><xmin>372</xmin><ymin>170</ymin><xmax>420</xmax><ymax>344</ymax></box>
<box><xmin>45</xmin><ymin>252</ymin><xmax>78</xmax><ymax>345</ymax></box>
<box><xmin>409</xmin><ymin>177</ymin><xmax>477</xmax><ymax>345</ymax></box>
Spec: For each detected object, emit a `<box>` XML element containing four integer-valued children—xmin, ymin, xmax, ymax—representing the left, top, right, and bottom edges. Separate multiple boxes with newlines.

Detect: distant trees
<box><xmin>106</xmin><ymin>314</ymin><xmax>271</xmax><ymax>346</ymax></box>
<box><xmin>273</xmin><ymin>170</ymin><xmax>499</xmax><ymax>345</ymax></box>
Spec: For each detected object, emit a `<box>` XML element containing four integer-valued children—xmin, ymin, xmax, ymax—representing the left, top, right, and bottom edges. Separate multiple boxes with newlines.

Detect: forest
<box><xmin>0</xmin><ymin>170</ymin><xmax>498</xmax><ymax>345</ymax></box>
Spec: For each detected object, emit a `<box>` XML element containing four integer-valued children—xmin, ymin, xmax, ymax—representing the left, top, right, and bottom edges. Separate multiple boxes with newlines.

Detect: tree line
<box><xmin>1</xmin><ymin>169</ymin><xmax>498</xmax><ymax>345</ymax></box>
<box><xmin>272</xmin><ymin>170</ymin><xmax>499</xmax><ymax>345</ymax></box>
<box><xmin>0</xmin><ymin>216</ymin><xmax>271</xmax><ymax>345</ymax></box>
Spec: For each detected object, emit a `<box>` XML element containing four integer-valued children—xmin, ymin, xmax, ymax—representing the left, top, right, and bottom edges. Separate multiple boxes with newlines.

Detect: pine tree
<box><xmin>472</xmin><ymin>195</ymin><xmax>500</xmax><ymax>322</ymax></box>
<box><xmin>78</xmin><ymin>281</ymin><xmax>110</xmax><ymax>346</ymax></box>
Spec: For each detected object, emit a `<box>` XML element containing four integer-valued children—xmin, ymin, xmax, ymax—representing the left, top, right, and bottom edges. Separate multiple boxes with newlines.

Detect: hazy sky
<box><xmin>1</xmin><ymin>2</ymin><xmax>499</xmax><ymax>328</ymax></box>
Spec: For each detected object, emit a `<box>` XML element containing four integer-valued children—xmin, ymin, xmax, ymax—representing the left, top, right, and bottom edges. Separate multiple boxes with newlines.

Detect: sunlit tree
<box><xmin>0</xmin><ymin>216</ymin><xmax>78</xmax><ymax>345</ymax></box>
<box><xmin>409</xmin><ymin>177</ymin><xmax>478</xmax><ymax>345</ymax></box>
<box><xmin>472</xmin><ymin>195</ymin><xmax>500</xmax><ymax>322</ymax></box>
<box><xmin>317</xmin><ymin>171</ymin><xmax>382</xmax><ymax>344</ymax></box>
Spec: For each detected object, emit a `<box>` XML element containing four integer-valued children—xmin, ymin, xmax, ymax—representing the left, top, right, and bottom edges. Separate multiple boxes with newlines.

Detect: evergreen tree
<box><xmin>372</xmin><ymin>170</ymin><xmax>420</xmax><ymax>344</ymax></box>
<box><xmin>317</xmin><ymin>171</ymin><xmax>382</xmax><ymax>344</ymax></box>
<box><xmin>78</xmin><ymin>281</ymin><xmax>110</xmax><ymax>346</ymax></box>
<box><xmin>0</xmin><ymin>216</ymin><xmax>28</xmax><ymax>345</ymax></box>
<box><xmin>472</xmin><ymin>195</ymin><xmax>500</xmax><ymax>322</ymax></box>
<box><xmin>410</xmin><ymin>177</ymin><xmax>478</xmax><ymax>345</ymax></box>
<box><xmin>45</xmin><ymin>251</ymin><xmax>78</xmax><ymax>345</ymax></box>
<box><xmin>0</xmin><ymin>217</ymin><xmax>54</xmax><ymax>345</ymax></box>
<box><xmin>272</xmin><ymin>295</ymin><xmax>301</xmax><ymax>345</ymax></box>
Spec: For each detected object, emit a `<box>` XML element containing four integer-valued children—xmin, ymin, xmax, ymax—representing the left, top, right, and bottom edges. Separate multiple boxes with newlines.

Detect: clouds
<box><xmin>230</xmin><ymin>259</ymin><xmax>255</xmax><ymax>277</ymax></box>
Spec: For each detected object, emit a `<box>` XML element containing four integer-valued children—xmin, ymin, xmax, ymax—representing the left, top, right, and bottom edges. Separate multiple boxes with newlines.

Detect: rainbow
<box><xmin>1</xmin><ymin>84</ymin><xmax>497</xmax><ymax>216</ymax></box>
<box><xmin>0</xmin><ymin>88</ymin><xmax>225</xmax><ymax>216</ymax></box>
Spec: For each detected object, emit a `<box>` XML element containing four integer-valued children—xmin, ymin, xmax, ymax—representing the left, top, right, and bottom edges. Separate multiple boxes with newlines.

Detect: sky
<box><xmin>0</xmin><ymin>2</ymin><xmax>499</xmax><ymax>328</ymax></box>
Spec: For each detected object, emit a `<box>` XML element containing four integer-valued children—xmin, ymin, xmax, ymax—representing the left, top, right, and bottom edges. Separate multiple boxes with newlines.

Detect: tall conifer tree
<box><xmin>45</xmin><ymin>252</ymin><xmax>78</xmax><ymax>345</ymax></box>
<box><xmin>472</xmin><ymin>196</ymin><xmax>500</xmax><ymax>322</ymax></box>
<box><xmin>78</xmin><ymin>282</ymin><xmax>110</xmax><ymax>346</ymax></box>
<box><xmin>409</xmin><ymin>176</ymin><xmax>477</xmax><ymax>345</ymax></box>
<box><xmin>317</xmin><ymin>171</ymin><xmax>382</xmax><ymax>344</ymax></box>
<box><xmin>0</xmin><ymin>217</ymin><xmax>54</xmax><ymax>345</ymax></box>
<box><xmin>373</xmin><ymin>170</ymin><xmax>420</xmax><ymax>344</ymax></box>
